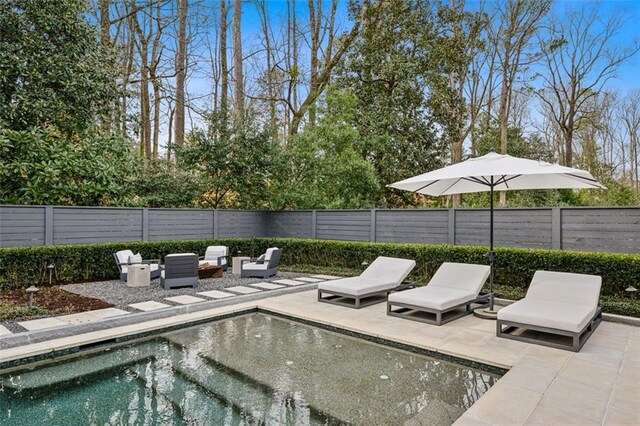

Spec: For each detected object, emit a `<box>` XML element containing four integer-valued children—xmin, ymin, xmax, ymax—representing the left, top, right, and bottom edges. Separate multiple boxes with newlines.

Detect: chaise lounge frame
<box><xmin>317</xmin><ymin>285</ymin><xmax>410</xmax><ymax>309</ymax></box>
<box><xmin>496</xmin><ymin>307</ymin><xmax>602</xmax><ymax>352</ymax></box>
<box><xmin>387</xmin><ymin>292</ymin><xmax>490</xmax><ymax>326</ymax></box>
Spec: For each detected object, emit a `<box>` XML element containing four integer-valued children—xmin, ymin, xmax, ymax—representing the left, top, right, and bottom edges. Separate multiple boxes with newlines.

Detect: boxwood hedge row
<box><xmin>1</xmin><ymin>237</ymin><xmax>638</xmax><ymax>302</ymax></box>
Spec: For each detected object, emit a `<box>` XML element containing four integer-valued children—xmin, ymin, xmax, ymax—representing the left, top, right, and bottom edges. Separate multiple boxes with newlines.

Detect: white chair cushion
<box><xmin>204</xmin><ymin>246</ymin><xmax>228</xmax><ymax>266</ymax></box>
<box><xmin>428</xmin><ymin>263</ymin><xmax>490</xmax><ymax>294</ymax></box>
<box><xmin>318</xmin><ymin>277</ymin><xmax>394</xmax><ymax>297</ymax></box>
<box><xmin>388</xmin><ymin>286</ymin><xmax>477</xmax><ymax>311</ymax></box>
<box><xmin>129</xmin><ymin>253</ymin><xmax>142</xmax><ymax>264</ymax></box>
<box><xmin>115</xmin><ymin>250</ymin><xmax>134</xmax><ymax>266</ymax></box>
<box><xmin>498</xmin><ymin>299</ymin><xmax>597</xmax><ymax>333</ymax></box>
<box><xmin>359</xmin><ymin>257</ymin><xmax>416</xmax><ymax>285</ymax></box>
<box><xmin>526</xmin><ymin>271</ymin><xmax>601</xmax><ymax>307</ymax></box>
<box><xmin>242</xmin><ymin>262</ymin><xmax>269</xmax><ymax>271</ymax></box>
<box><xmin>264</xmin><ymin>247</ymin><xmax>279</xmax><ymax>261</ymax></box>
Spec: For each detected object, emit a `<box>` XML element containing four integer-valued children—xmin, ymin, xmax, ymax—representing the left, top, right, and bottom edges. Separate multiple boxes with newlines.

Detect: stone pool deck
<box><xmin>1</xmin><ymin>288</ymin><xmax>638</xmax><ymax>425</ymax></box>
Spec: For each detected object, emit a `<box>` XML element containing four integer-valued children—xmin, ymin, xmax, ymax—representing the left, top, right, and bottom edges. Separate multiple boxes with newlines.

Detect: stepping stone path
<box><xmin>129</xmin><ymin>301</ymin><xmax>171</xmax><ymax>312</ymax></box>
<box><xmin>273</xmin><ymin>279</ymin><xmax>306</xmax><ymax>286</ymax></box>
<box><xmin>197</xmin><ymin>290</ymin><xmax>235</xmax><ymax>299</ymax></box>
<box><xmin>225</xmin><ymin>286</ymin><xmax>262</xmax><ymax>294</ymax></box>
<box><xmin>294</xmin><ymin>277</ymin><xmax>324</xmax><ymax>283</ymax></box>
<box><xmin>250</xmin><ymin>282</ymin><xmax>285</xmax><ymax>290</ymax></box>
<box><xmin>17</xmin><ymin>308</ymin><xmax>130</xmax><ymax>331</ymax></box>
<box><xmin>164</xmin><ymin>295</ymin><xmax>206</xmax><ymax>305</ymax></box>
<box><xmin>311</xmin><ymin>275</ymin><xmax>343</xmax><ymax>280</ymax></box>
<box><xmin>0</xmin><ymin>325</ymin><xmax>13</xmax><ymax>336</ymax></box>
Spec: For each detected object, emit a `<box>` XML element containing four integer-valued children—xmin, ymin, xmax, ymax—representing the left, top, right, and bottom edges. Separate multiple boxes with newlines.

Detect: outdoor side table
<box><xmin>127</xmin><ymin>264</ymin><xmax>151</xmax><ymax>287</ymax></box>
<box><xmin>232</xmin><ymin>256</ymin><xmax>251</xmax><ymax>275</ymax></box>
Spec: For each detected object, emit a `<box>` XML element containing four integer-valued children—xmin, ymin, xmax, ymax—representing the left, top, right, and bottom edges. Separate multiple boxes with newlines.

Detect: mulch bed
<box><xmin>0</xmin><ymin>286</ymin><xmax>113</xmax><ymax>322</ymax></box>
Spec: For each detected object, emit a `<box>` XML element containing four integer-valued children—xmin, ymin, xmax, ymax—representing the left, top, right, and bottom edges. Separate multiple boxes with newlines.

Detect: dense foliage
<box><xmin>1</xmin><ymin>238</ymin><xmax>638</xmax><ymax>317</ymax></box>
<box><xmin>0</xmin><ymin>0</ymin><xmax>116</xmax><ymax>132</ymax></box>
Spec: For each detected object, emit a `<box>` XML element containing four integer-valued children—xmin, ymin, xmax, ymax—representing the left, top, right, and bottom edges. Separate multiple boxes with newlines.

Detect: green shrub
<box><xmin>1</xmin><ymin>238</ymin><xmax>639</xmax><ymax>317</ymax></box>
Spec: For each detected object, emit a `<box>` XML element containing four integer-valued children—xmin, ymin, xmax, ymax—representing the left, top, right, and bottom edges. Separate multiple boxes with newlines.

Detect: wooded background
<box><xmin>1</xmin><ymin>0</ymin><xmax>639</xmax><ymax>210</ymax></box>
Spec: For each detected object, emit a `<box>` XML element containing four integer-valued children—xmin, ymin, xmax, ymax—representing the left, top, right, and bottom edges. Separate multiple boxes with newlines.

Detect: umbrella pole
<box><xmin>489</xmin><ymin>180</ymin><xmax>495</xmax><ymax>311</ymax></box>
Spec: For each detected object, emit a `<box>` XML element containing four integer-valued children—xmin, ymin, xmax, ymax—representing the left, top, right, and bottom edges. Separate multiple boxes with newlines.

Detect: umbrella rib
<box><xmin>565</xmin><ymin>173</ymin><xmax>603</xmax><ymax>187</ymax></box>
<box><xmin>438</xmin><ymin>178</ymin><xmax>465</xmax><ymax>196</ymax></box>
<box><xmin>464</xmin><ymin>176</ymin><xmax>491</xmax><ymax>186</ymax></box>
<box><xmin>412</xmin><ymin>179</ymin><xmax>440</xmax><ymax>193</ymax></box>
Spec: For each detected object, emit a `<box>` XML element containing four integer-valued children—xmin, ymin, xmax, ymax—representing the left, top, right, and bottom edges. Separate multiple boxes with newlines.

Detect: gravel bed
<box><xmin>62</xmin><ymin>271</ymin><xmax>312</xmax><ymax>309</ymax></box>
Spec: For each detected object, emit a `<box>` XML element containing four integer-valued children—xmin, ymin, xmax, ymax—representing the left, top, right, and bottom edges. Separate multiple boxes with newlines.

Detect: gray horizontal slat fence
<box><xmin>217</xmin><ymin>210</ymin><xmax>267</xmax><ymax>238</ymax></box>
<box><xmin>149</xmin><ymin>209</ymin><xmax>213</xmax><ymax>241</ymax></box>
<box><xmin>268</xmin><ymin>211</ymin><xmax>313</xmax><ymax>238</ymax></box>
<box><xmin>1</xmin><ymin>205</ymin><xmax>639</xmax><ymax>253</ymax></box>
<box><xmin>454</xmin><ymin>209</ymin><xmax>553</xmax><ymax>249</ymax></box>
<box><xmin>53</xmin><ymin>207</ymin><xmax>143</xmax><ymax>245</ymax></box>
<box><xmin>316</xmin><ymin>210</ymin><xmax>371</xmax><ymax>241</ymax></box>
<box><xmin>561</xmin><ymin>208</ymin><xmax>640</xmax><ymax>254</ymax></box>
<box><xmin>375</xmin><ymin>210</ymin><xmax>449</xmax><ymax>244</ymax></box>
<box><xmin>0</xmin><ymin>206</ymin><xmax>46</xmax><ymax>247</ymax></box>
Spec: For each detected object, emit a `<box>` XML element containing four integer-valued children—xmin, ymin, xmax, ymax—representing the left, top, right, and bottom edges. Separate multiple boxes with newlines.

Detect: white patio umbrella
<box><xmin>388</xmin><ymin>148</ymin><xmax>604</xmax><ymax>316</ymax></box>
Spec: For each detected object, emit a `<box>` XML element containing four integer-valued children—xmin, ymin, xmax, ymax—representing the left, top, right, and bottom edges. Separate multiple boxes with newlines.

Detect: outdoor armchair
<box><xmin>114</xmin><ymin>249</ymin><xmax>160</xmax><ymax>282</ymax></box>
<box><xmin>387</xmin><ymin>262</ymin><xmax>490</xmax><ymax>325</ymax></box>
<box><xmin>160</xmin><ymin>253</ymin><xmax>199</xmax><ymax>290</ymax></box>
<box><xmin>496</xmin><ymin>271</ymin><xmax>602</xmax><ymax>352</ymax></box>
<box><xmin>240</xmin><ymin>247</ymin><xmax>282</xmax><ymax>278</ymax></box>
<box><xmin>317</xmin><ymin>256</ymin><xmax>416</xmax><ymax>309</ymax></box>
<box><xmin>199</xmin><ymin>245</ymin><xmax>228</xmax><ymax>271</ymax></box>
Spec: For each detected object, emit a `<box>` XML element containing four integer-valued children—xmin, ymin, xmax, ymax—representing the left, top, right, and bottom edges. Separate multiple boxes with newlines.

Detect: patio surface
<box><xmin>0</xmin><ymin>288</ymin><xmax>638</xmax><ymax>425</ymax></box>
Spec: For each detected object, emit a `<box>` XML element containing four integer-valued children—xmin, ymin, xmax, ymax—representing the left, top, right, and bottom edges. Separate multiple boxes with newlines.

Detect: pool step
<box><xmin>131</xmin><ymin>362</ymin><xmax>249</xmax><ymax>425</ymax></box>
<box><xmin>2</xmin><ymin>342</ymin><xmax>157</xmax><ymax>390</ymax></box>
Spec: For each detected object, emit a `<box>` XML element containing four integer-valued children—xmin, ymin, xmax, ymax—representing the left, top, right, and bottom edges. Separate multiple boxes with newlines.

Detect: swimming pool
<box><xmin>0</xmin><ymin>313</ymin><xmax>500</xmax><ymax>425</ymax></box>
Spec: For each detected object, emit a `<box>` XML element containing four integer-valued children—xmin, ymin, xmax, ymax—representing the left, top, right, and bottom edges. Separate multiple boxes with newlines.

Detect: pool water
<box><xmin>0</xmin><ymin>313</ymin><xmax>500</xmax><ymax>425</ymax></box>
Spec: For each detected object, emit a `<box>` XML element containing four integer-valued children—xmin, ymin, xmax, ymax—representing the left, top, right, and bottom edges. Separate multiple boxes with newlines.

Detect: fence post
<box><xmin>370</xmin><ymin>209</ymin><xmax>377</xmax><ymax>242</ymax></box>
<box><xmin>448</xmin><ymin>209</ymin><xmax>456</xmax><ymax>245</ymax></box>
<box><xmin>213</xmin><ymin>209</ymin><xmax>218</xmax><ymax>239</ymax></box>
<box><xmin>552</xmin><ymin>208</ymin><xmax>562</xmax><ymax>250</ymax></box>
<box><xmin>311</xmin><ymin>210</ymin><xmax>317</xmax><ymax>239</ymax></box>
<box><xmin>45</xmin><ymin>206</ymin><xmax>54</xmax><ymax>245</ymax></box>
<box><xmin>142</xmin><ymin>208</ymin><xmax>149</xmax><ymax>242</ymax></box>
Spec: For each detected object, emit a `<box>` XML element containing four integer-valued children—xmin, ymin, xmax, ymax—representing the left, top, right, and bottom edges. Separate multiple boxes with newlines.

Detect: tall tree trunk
<box><xmin>308</xmin><ymin>0</ymin><xmax>320</xmax><ymax>127</ymax></box>
<box><xmin>140</xmin><ymin>40</ymin><xmax>151</xmax><ymax>157</ymax></box>
<box><xmin>232</xmin><ymin>0</ymin><xmax>244</xmax><ymax>124</ymax></box>
<box><xmin>174</xmin><ymin>0</ymin><xmax>188</xmax><ymax>147</ymax></box>
<box><xmin>498</xmin><ymin>51</ymin><xmax>510</xmax><ymax>207</ymax></box>
<box><xmin>220</xmin><ymin>0</ymin><xmax>228</xmax><ymax>127</ymax></box>
<box><xmin>99</xmin><ymin>0</ymin><xmax>111</xmax><ymax>133</ymax></box>
<box><xmin>152</xmin><ymin>81</ymin><xmax>160</xmax><ymax>158</ymax></box>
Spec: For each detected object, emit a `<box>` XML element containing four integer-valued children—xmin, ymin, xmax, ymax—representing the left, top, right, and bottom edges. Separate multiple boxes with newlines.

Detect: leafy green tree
<box><xmin>126</xmin><ymin>160</ymin><xmax>200</xmax><ymax>208</ymax></box>
<box><xmin>271</xmin><ymin>89</ymin><xmax>380</xmax><ymax>209</ymax></box>
<box><xmin>0</xmin><ymin>0</ymin><xmax>116</xmax><ymax>132</ymax></box>
<box><xmin>0</xmin><ymin>127</ymin><xmax>136</xmax><ymax>205</ymax></box>
<box><xmin>336</xmin><ymin>0</ymin><xmax>454</xmax><ymax>207</ymax></box>
<box><xmin>176</xmin><ymin>115</ymin><xmax>276</xmax><ymax>209</ymax></box>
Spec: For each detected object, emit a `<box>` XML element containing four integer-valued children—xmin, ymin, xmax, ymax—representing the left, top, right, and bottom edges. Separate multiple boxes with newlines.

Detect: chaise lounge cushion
<box><xmin>318</xmin><ymin>256</ymin><xmax>416</xmax><ymax>297</ymax></box>
<box><xmin>497</xmin><ymin>271</ymin><xmax>601</xmax><ymax>333</ymax></box>
<box><xmin>498</xmin><ymin>300</ymin><xmax>596</xmax><ymax>333</ymax></box>
<box><xmin>388</xmin><ymin>262</ymin><xmax>490</xmax><ymax>310</ymax></box>
<box><xmin>388</xmin><ymin>286</ymin><xmax>477</xmax><ymax>311</ymax></box>
<box><xmin>319</xmin><ymin>277</ymin><xmax>398</xmax><ymax>297</ymax></box>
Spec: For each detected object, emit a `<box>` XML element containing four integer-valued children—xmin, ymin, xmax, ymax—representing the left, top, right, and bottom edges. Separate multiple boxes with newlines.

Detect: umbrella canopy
<box><xmin>388</xmin><ymin>149</ymin><xmax>604</xmax><ymax>316</ymax></box>
<box><xmin>388</xmin><ymin>150</ymin><xmax>605</xmax><ymax>196</ymax></box>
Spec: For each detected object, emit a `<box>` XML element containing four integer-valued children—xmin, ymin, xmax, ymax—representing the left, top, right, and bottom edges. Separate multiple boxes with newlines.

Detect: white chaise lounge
<box><xmin>317</xmin><ymin>256</ymin><xmax>416</xmax><ymax>309</ymax></box>
<box><xmin>497</xmin><ymin>271</ymin><xmax>602</xmax><ymax>352</ymax></box>
<box><xmin>387</xmin><ymin>262</ymin><xmax>490</xmax><ymax>325</ymax></box>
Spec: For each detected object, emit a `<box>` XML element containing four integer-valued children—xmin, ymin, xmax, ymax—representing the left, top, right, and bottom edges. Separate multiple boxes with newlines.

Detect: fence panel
<box><xmin>217</xmin><ymin>210</ymin><xmax>267</xmax><ymax>238</ymax></box>
<box><xmin>0</xmin><ymin>206</ymin><xmax>46</xmax><ymax>247</ymax></box>
<box><xmin>561</xmin><ymin>208</ymin><xmax>640</xmax><ymax>253</ymax></box>
<box><xmin>454</xmin><ymin>209</ymin><xmax>553</xmax><ymax>249</ymax></box>
<box><xmin>149</xmin><ymin>209</ymin><xmax>213</xmax><ymax>241</ymax></box>
<box><xmin>316</xmin><ymin>210</ymin><xmax>371</xmax><ymax>241</ymax></box>
<box><xmin>268</xmin><ymin>211</ymin><xmax>313</xmax><ymax>238</ymax></box>
<box><xmin>53</xmin><ymin>207</ymin><xmax>143</xmax><ymax>245</ymax></box>
<box><xmin>375</xmin><ymin>210</ymin><xmax>449</xmax><ymax>244</ymax></box>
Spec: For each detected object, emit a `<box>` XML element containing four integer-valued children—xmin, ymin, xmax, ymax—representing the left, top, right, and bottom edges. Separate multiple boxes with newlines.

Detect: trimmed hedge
<box><xmin>1</xmin><ymin>237</ymin><xmax>638</xmax><ymax>301</ymax></box>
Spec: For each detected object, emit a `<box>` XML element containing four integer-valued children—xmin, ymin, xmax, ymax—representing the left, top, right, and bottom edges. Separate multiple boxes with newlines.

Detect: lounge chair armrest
<box><xmin>240</xmin><ymin>259</ymin><xmax>253</xmax><ymax>267</ymax></box>
<box><xmin>142</xmin><ymin>259</ymin><xmax>160</xmax><ymax>265</ymax></box>
<box><xmin>198</xmin><ymin>256</ymin><xmax>205</xmax><ymax>260</ymax></box>
<box><xmin>217</xmin><ymin>255</ymin><xmax>228</xmax><ymax>263</ymax></box>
